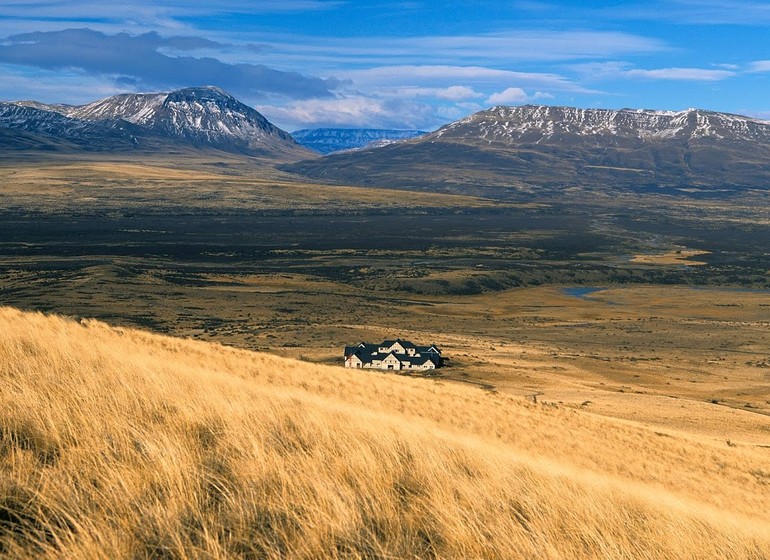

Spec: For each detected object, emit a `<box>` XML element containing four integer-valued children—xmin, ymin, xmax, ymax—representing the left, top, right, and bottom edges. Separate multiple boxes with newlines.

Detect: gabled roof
<box><xmin>381</xmin><ymin>338</ymin><xmax>416</xmax><ymax>349</ymax></box>
<box><xmin>345</xmin><ymin>339</ymin><xmax>442</xmax><ymax>367</ymax></box>
<box><xmin>345</xmin><ymin>343</ymin><xmax>378</xmax><ymax>361</ymax></box>
<box><xmin>409</xmin><ymin>355</ymin><xmax>439</xmax><ymax>366</ymax></box>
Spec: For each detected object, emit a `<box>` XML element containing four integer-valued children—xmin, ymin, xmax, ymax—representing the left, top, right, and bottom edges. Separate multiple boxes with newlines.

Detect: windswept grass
<box><xmin>1</xmin><ymin>307</ymin><xmax>770</xmax><ymax>558</ymax></box>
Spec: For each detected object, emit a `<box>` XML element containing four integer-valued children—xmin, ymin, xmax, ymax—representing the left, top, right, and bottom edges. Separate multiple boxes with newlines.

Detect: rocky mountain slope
<box><xmin>284</xmin><ymin>105</ymin><xmax>770</xmax><ymax>195</ymax></box>
<box><xmin>291</xmin><ymin>128</ymin><xmax>426</xmax><ymax>154</ymax></box>
<box><xmin>0</xmin><ymin>86</ymin><xmax>313</xmax><ymax>160</ymax></box>
<box><xmin>0</xmin><ymin>102</ymin><xmax>154</xmax><ymax>152</ymax></box>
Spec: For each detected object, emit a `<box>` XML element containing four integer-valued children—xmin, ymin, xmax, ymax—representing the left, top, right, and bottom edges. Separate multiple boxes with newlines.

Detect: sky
<box><xmin>1</xmin><ymin>0</ymin><xmax>770</xmax><ymax>131</ymax></box>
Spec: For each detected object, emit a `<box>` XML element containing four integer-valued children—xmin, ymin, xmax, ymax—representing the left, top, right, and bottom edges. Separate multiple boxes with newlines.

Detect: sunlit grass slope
<box><xmin>2</xmin><ymin>307</ymin><xmax>770</xmax><ymax>559</ymax></box>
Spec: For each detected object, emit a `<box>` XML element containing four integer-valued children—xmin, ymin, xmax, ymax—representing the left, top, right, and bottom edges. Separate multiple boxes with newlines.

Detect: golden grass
<box><xmin>2</xmin><ymin>307</ymin><xmax>770</xmax><ymax>559</ymax></box>
<box><xmin>0</xmin><ymin>160</ymin><xmax>502</xmax><ymax>212</ymax></box>
<box><xmin>630</xmin><ymin>250</ymin><xmax>711</xmax><ymax>266</ymax></box>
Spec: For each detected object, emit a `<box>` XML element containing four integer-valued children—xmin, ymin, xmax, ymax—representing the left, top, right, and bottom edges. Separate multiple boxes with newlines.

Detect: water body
<box><xmin>562</xmin><ymin>287</ymin><xmax>604</xmax><ymax>299</ymax></box>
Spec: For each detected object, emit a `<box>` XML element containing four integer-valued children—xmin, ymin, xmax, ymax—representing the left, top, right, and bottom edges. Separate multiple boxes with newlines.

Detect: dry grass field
<box><xmin>0</xmin><ymin>157</ymin><xmax>502</xmax><ymax>214</ymax></box>
<box><xmin>2</xmin><ymin>306</ymin><xmax>770</xmax><ymax>559</ymax></box>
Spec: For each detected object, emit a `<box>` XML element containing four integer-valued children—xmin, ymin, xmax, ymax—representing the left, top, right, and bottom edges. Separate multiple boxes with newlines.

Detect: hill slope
<box><xmin>1</xmin><ymin>307</ymin><xmax>770</xmax><ymax>558</ymax></box>
<box><xmin>284</xmin><ymin>105</ymin><xmax>770</xmax><ymax>195</ymax></box>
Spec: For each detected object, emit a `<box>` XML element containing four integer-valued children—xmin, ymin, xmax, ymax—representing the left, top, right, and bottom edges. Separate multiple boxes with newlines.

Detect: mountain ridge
<box><xmin>284</xmin><ymin>104</ymin><xmax>770</xmax><ymax>195</ymax></box>
<box><xmin>438</xmin><ymin>104</ymin><xmax>770</xmax><ymax>142</ymax></box>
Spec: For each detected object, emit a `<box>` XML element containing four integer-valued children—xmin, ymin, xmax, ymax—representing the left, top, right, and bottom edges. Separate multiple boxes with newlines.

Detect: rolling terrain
<box><xmin>2</xmin><ymin>307</ymin><xmax>770</xmax><ymax>558</ymax></box>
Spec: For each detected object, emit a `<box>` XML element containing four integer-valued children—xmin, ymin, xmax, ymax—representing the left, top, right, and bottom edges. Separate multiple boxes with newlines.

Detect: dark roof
<box><xmin>345</xmin><ymin>339</ymin><xmax>442</xmax><ymax>365</ymax></box>
<box><xmin>380</xmin><ymin>338</ymin><xmax>415</xmax><ymax>348</ymax></box>
<box><xmin>344</xmin><ymin>343</ymin><xmax>376</xmax><ymax>360</ymax></box>
<box><xmin>408</xmin><ymin>355</ymin><xmax>439</xmax><ymax>366</ymax></box>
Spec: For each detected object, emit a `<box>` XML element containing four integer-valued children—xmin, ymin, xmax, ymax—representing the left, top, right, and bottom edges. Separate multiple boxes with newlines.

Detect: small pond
<box><xmin>562</xmin><ymin>287</ymin><xmax>604</xmax><ymax>299</ymax></box>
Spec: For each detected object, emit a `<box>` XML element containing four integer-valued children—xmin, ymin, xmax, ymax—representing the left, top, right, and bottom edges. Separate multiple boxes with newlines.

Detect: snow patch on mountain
<box><xmin>1</xmin><ymin>86</ymin><xmax>308</xmax><ymax>158</ymax></box>
<box><xmin>434</xmin><ymin>105</ymin><xmax>770</xmax><ymax>144</ymax></box>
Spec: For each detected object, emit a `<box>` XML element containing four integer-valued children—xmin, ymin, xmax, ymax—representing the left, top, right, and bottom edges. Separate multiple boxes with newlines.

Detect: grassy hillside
<box><xmin>1</xmin><ymin>307</ymin><xmax>770</xmax><ymax>559</ymax></box>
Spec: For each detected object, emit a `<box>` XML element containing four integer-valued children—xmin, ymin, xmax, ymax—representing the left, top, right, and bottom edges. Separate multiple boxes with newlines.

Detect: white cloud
<box><xmin>484</xmin><ymin>88</ymin><xmax>555</xmax><ymax>105</ymax></box>
<box><xmin>487</xmin><ymin>87</ymin><xmax>528</xmax><ymax>105</ymax></box>
<box><xmin>256</xmin><ymin>96</ymin><xmax>438</xmax><ymax>130</ymax></box>
<box><xmin>212</xmin><ymin>29</ymin><xmax>667</xmax><ymax>74</ymax></box>
<box><xmin>623</xmin><ymin>67</ymin><xmax>735</xmax><ymax>81</ymax></box>
<box><xmin>406</xmin><ymin>31</ymin><xmax>667</xmax><ymax>62</ymax></box>
<box><xmin>748</xmin><ymin>60</ymin><xmax>770</xmax><ymax>73</ymax></box>
<box><xmin>396</xmin><ymin>85</ymin><xmax>484</xmax><ymax>101</ymax></box>
<box><xmin>609</xmin><ymin>0</ymin><xmax>770</xmax><ymax>25</ymax></box>
<box><xmin>435</xmin><ymin>86</ymin><xmax>483</xmax><ymax>100</ymax></box>
<box><xmin>0</xmin><ymin>1</ymin><xmax>344</xmax><ymax>38</ymax></box>
<box><xmin>572</xmin><ymin>61</ymin><xmax>735</xmax><ymax>82</ymax></box>
<box><xmin>342</xmin><ymin>65</ymin><xmax>593</xmax><ymax>93</ymax></box>
<box><xmin>436</xmin><ymin>102</ymin><xmax>484</xmax><ymax>121</ymax></box>
<box><xmin>570</xmin><ymin>61</ymin><xmax>633</xmax><ymax>78</ymax></box>
<box><xmin>0</xmin><ymin>0</ymin><xmax>340</xmax><ymax>18</ymax></box>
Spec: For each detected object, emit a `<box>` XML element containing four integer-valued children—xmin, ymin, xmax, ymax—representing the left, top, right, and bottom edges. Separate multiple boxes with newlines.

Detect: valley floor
<box><xmin>2</xmin><ymin>158</ymin><xmax>770</xmax><ymax>447</ymax></box>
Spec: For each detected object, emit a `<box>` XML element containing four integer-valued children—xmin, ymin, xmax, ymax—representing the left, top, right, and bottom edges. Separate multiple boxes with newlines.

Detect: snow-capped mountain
<box><xmin>0</xmin><ymin>86</ymin><xmax>313</xmax><ymax>160</ymax></box>
<box><xmin>291</xmin><ymin>128</ymin><xmax>427</xmax><ymax>154</ymax></box>
<box><xmin>435</xmin><ymin>105</ymin><xmax>770</xmax><ymax>144</ymax></box>
<box><xmin>69</xmin><ymin>86</ymin><xmax>299</xmax><ymax>154</ymax></box>
<box><xmin>285</xmin><ymin>105</ymin><xmax>770</xmax><ymax>194</ymax></box>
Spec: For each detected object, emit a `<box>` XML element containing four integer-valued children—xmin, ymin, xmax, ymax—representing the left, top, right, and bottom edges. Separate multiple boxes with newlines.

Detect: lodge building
<box><xmin>343</xmin><ymin>339</ymin><xmax>442</xmax><ymax>371</ymax></box>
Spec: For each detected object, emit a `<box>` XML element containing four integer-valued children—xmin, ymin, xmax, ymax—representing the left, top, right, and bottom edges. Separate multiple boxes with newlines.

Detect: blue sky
<box><xmin>1</xmin><ymin>0</ymin><xmax>770</xmax><ymax>130</ymax></box>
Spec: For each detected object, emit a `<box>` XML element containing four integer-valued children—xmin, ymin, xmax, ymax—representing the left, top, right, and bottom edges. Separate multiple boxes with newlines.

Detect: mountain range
<box><xmin>291</xmin><ymin>128</ymin><xmax>427</xmax><ymax>154</ymax></box>
<box><xmin>4</xmin><ymin>89</ymin><xmax>770</xmax><ymax>195</ymax></box>
<box><xmin>284</xmin><ymin>105</ymin><xmax>770</xmax><ymax>195</ymax></box>
<box><xmin>0</xmin><ymin>86</ymin><xmax>314</xmax><ymax>161</ymax></box>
